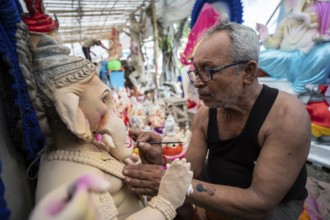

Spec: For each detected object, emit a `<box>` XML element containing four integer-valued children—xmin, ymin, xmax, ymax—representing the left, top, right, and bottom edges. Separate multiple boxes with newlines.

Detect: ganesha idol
<box><xmin>162</xmin><ymin>115</ymin><xmax>191</xmax><ymax>163</ymax></box>
<box><xmin>29</xmin><ymin>35</ymin><xmax>193</xmax><ymax>220</ymax></box>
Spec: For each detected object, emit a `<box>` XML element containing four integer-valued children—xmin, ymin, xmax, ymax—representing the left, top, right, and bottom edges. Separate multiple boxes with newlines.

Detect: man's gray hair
<box><xmin>205</xmin><ymin>22</ymin><xmax>260</xmax><ymax>63</ymax></box>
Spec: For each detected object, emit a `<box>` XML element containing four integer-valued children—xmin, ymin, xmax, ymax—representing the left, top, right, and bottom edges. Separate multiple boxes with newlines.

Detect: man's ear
<box><xmin>243</xmin><ymin>61</ymin><xmax>258</xmax><ymax>84</ymax></box>
<box><xmin>53</xmin><ymin>89</ymin><xmax>92</xmax><ymax>141</ymax></box>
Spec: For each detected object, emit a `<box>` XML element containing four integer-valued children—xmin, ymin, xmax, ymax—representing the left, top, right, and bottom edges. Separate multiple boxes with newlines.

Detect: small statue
<box><xmin>128</xmin><ymin>6</ymin><xmax>148</xmax><ymax>90</ymax></box>
<box><xmin>29</xmin><ymin>34</ymin><xmax>193</xmax><ymax>219</ymax></box>
<box><xmin>108</xmin><ymin>27</ymin><xmax>122</xmax><ymax>60</ymax></box>
<box><xmin>162</xmin><ymin>115</ymin><xmax>186</xmax><ymax>162</ymax></box>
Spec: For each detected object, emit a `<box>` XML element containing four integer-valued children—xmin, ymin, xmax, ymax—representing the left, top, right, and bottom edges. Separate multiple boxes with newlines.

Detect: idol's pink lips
<box><xmin>95</xmin><ymin>130</ymin><xmax>109</xmax><ymax>136</ymax></box>
<box><xmin>126</xmin><ymin>137</ymin><xmax>133</xmax><ymax>148</ymax></box>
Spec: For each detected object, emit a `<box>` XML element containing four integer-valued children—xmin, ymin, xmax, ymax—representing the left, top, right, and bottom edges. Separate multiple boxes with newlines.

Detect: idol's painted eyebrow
<box><xmin>103</xmin><ymin>89</ymin><xmax>110</xmax><ymax>95</ymax></box>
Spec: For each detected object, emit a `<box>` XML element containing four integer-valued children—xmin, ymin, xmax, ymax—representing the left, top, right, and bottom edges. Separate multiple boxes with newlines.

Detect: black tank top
<box><xmin>206</xmin><ymin>85</ymin><xmax>307</xmax><ymax>203</ymax></box>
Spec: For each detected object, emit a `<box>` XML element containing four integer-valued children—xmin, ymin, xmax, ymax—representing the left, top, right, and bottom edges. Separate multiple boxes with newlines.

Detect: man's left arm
<box><xmin>185</xmin><ymin>93</ymin><xmax>311</xmax><ymax>219</ymax></box>
<box><xmin>248</xmin><ymin>93</ymin><xmax>311</xmax><ymax>206</ymax></box>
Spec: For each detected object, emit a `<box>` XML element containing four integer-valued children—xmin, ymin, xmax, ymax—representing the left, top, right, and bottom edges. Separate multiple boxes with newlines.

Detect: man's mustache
<box><xmin>198</xmin><ymin>89</ymin><xmax>211</xmax><ymax>96</ymax></box>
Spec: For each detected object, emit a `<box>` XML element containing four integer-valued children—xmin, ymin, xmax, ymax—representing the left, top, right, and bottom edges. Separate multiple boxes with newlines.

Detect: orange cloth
<box><xmin>298</xmin><ymin>207</ymin><xmax>310</xmax><ymax>220</ymax></box>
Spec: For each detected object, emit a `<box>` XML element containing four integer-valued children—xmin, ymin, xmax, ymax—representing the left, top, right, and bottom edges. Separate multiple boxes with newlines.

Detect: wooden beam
<box><xmin>60</xmin><ymin>34</ymin><xmax>113</xmax><ymax>43</ymax></box>
<box><xmin>56</xmin><ymin>19</ymin><xmax>124</xmax><ymax>23</ymax></box>
<box><xmin>60</xmin><ymin>27</ymin><xmax>114</xmax><ymax>31</ymax></box>
<box><xmin>59</xmin><ymin>26</ymin><xmax>119</xmax><ymax>32</ymax></box>
<box><xmin>44</xmin><ymin>0</ymin><xmax>146</xmax><ymax>4</ymax></box>
<box><xmin>55</xmin><ymin>13</ymin><xmax>127</xmax><ymax>18</ymax></box>
<box><xmin>59</xmin><ymin>22</ymin><xmax>126</xmax><ymax>28</ymax></box>
<box><xmin>60</xmin><ymin>30</ymin><xmax>112</xmax><ymax>35</ymax></box>
<box><xmin>59</xmin><ymin>24</ymin><xmax>125</xmax><ymax>30</ymax></box>
<box><xmin>48</xmin><ymin>9</ymin><xmax>133</xmax><ymax>13</ymax></box>
<box><xmin>44</xmin><ymin>2</ymin><xmax>144</xmax><ymax>7</ymax></box>
<box><xmin>60</xmin><ymin>32</ymin><xmax>111</xmax><ymax>37</ymax></box>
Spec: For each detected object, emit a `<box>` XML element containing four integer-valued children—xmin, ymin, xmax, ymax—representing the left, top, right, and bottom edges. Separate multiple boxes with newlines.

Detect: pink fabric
<box><xmin>180</xmin><ymin>3</ymin><xmax>221</xmax><ymax>65</ymax></box>
<box><xmin>314</xmin><ymin>1</ymin><xmax>330</xmax><ymax>35</ymax></box>
<box><xmin>304</xmin><ymin>178</ymin><xmax>330</xmax><ymax>220</ymax></box>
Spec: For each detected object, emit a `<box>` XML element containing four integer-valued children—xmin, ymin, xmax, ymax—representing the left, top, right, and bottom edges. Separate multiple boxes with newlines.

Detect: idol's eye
<box><xmin>102</xmin><ymin>96</ymin><xmax>107</xmax><ymax>103</ymax></box>
<box><xmin>102</xmin><ymin>91</ymin><xmax>110</xmax><ymax>103</ymax></box>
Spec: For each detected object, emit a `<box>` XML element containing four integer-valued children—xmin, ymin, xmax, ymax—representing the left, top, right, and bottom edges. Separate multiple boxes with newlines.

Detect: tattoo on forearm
<box><xmin>196</xmin><ymin>184</ymin><xmax>215</xmax><ymax>196</ymax></box>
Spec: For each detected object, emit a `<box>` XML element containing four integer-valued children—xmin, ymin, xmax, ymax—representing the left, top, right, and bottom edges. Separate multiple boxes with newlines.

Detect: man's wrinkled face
<box><xmin>193</xmin><ymin>31</ymin><xmax>244</xmax><ymax>108</ymax></box>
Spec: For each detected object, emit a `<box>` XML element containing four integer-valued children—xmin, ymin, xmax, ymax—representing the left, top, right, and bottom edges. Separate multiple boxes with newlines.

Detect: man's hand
<box><xmin>129</xmin><ymin>130</ymin><xmax>163</xmax><ymax>165</ymax></box>
<box><xmin>123</xmin><ymin>164</ymin><xmax>164</xmax><ymax>196</ymax></box>
<box><xmin>124</xmin><ymin>130</ymin><xmax>164</xmax><ymax>196</ymax></box>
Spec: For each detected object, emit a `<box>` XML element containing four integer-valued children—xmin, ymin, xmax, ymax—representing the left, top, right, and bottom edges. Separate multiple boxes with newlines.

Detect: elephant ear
<box><xmin>53</xmin><ymin>89</ymin><xmax>92</xmax><ymax>141</ymax></box>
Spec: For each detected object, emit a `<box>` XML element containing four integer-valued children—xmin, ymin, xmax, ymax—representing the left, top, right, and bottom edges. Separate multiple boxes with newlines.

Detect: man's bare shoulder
<box><xmin>263</xmin><ymin>90</ymin><xmax>311</xmax><ymax>142</ymax></box>
<box><xmin>275</xmin><ymin>91</ymin><xmax>310</xmax><ymax>119</ymax></box>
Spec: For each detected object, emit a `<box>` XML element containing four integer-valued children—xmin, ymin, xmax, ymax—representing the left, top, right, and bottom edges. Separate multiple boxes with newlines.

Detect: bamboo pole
<box><xmin>266</xmin><ymin>0</ymin><xmax>282</xmax><ymax>26</ymax></box>
<box><xmin>151</xmin><ymin>0</ymin><xmax>159</xmax><ymax>92</ymax></box>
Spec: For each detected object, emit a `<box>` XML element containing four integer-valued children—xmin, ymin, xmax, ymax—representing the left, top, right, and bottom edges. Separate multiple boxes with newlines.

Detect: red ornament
<box><xmin>163</xmin><ymin>144</ymin><xmax>183</xmax><ymax>156</ymax></box>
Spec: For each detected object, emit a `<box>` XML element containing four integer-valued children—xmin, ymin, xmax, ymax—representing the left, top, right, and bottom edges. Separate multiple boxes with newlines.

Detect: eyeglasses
<box><xmin>187</xmin><ymin>60</ymin><xmax>249</xmax><ymax>82</ymax></box>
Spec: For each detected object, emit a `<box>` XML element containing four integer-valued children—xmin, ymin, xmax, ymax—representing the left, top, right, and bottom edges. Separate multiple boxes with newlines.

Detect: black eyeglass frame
<box><xmin>187</xmin><ymin>60</ymin><xmax>249</xmax><ymax>82</ymax></box>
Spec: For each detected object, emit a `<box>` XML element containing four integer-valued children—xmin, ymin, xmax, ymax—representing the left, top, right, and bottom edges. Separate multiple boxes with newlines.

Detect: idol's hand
<box><xmin>157</xmin><ymin>158</ymin><xmax>193</xmax><ymax>209</ymax></box>
<box><xmin>256</xmin><ymin>23</ymin><xmax>269</xmax><ymax>43</ymax></box>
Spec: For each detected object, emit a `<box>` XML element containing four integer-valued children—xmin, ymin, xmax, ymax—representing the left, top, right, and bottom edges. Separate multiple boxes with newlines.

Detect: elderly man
<box><xmin>123</xmin><ymin>22</ymin><xmax>311</xmax><ymax>220</ymax></box>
